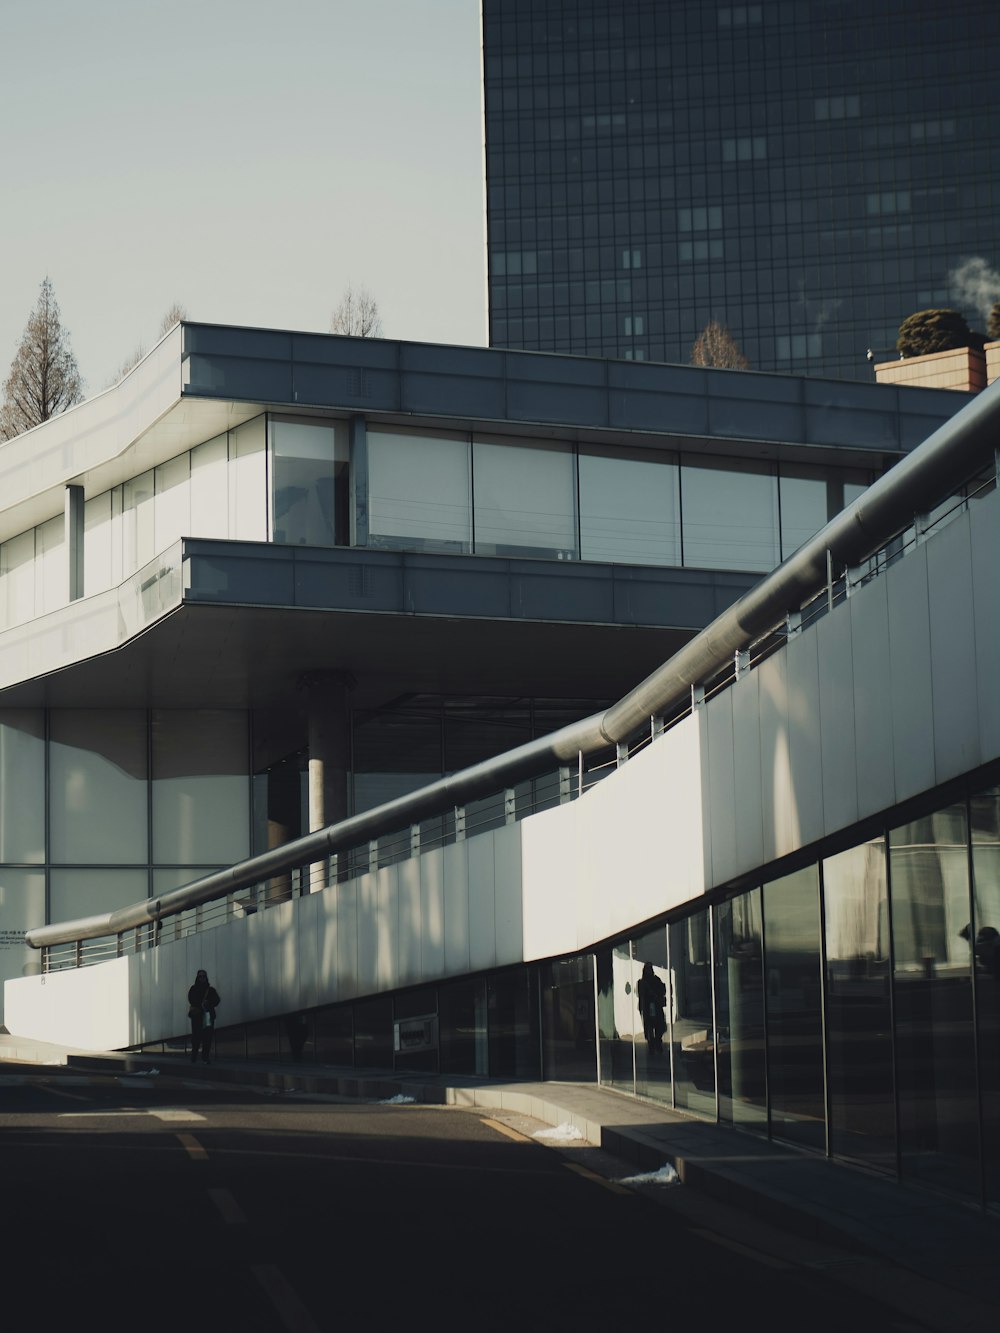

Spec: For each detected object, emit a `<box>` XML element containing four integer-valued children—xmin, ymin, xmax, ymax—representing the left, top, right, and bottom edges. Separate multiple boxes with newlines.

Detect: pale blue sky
<box><xmin>0</xmin><ymin>0</ymin><xmax>487</xmax><ymax>394</ymax></box>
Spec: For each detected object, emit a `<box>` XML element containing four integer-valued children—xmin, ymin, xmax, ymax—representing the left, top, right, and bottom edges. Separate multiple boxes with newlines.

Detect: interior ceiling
<box><xmin>0</xmin><ymin>604</ymin><xmax>692</xmax><ymax>717</ymax></box>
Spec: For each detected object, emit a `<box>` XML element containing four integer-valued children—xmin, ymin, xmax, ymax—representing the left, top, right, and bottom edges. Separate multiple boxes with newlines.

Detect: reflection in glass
<box><xmin>313</xmin><ymin>1004</ymin><xmax>354</xmax><ymax>1066</ymax></box>
<box><xmin>715</xmin><ymin>890</ymin><xmax>767</xmax><ymax>1132</ymax></box>
<box><xmin>633</xmin><ymin>926</ymin><xmax>671</xmax><ymax>1103</ymax></box>
<box><xmin>778</xmin><ymin>463</ymin><xmax>870</xmax><ymax>560</ymax></box>
<box><xmin>368</xmin><ymin>428</ymin><xmax>471</xmax><ymax>552</ymax></box>
<box><xmin>271</xmin><ymin>417</ymin><xmax>348</xmax><ymax>548</ymax></box>
<box><xmin>763</xmin><ymin>865</ymin><xmax>825</xmax><ymax>1149</ymax></box>
<box><xmin>669</xmin><ymin>910</ymin><xmax>716</xmax><ymax>1117</ymax></box>
<box><xmin>579</xmin><ymin>446</ymin><xmax>680</xmax><ymax>566</ymax></box>
<box><xmin>487</xmin><ymin>968</ymin><xmax>539</xmax><ymax>1078</ymax></box>
<box><xmin>596</xmin><ymin>943</ymin><xmax>634</xmax><ymax>1093</ymax></box>
<box><xmin>541</xmin><ymin>954</ymin><xmax>595</xmax><ymax>1082</ymax></box>
<box><xmin>681</xmin><ymin>456</ymin><xmax>779</xmax><ymax>571</ymax></box>
<box><xmin>890</xmin><ymin>805</ymin><xmax>978</xmax><ymax>1197</ymax></box>
<box><xmin>971</xmin><ymin>787</ymin><xmax>1000</xmax><ymax>1207</ymax></box>
<box><xmin>354</xmin><ymin>996</ymin><xmax>393</xmax><ymax>1069</ymax></box>
<box><xmin>439</xmin><ymin>977</ymin><xmax>487</xmax><ymax>1075</ymax></box>
<box><xmin>473</xmin><ymin>437</ymin><xmax>578</xmax><ymax>559</ymax></box>
<box><xmin>824</xmin><ymin>840</ymin><xmax>895</xmax><ymax>1171</ymax></box>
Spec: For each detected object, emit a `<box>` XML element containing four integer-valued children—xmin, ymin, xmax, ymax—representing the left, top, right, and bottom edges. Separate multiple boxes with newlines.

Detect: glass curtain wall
<box><xmin>270</xmin><ymin>417</ymin><xmax>349</xmax><ymax>548</ymax></box>
<box><xmin>669</xmin><ymin>911</ymin><xmax>716</xmax><ymax>1116</ymax></box>
<box><xmin>971</xmin><ymin>787</ymin><xmax>1000</xmax><ymax>1208</ymax></box>
<box><xmin>714</xmin><ymin>889</ymin><xmax>767</xmax><ymax>1132</ymax></box>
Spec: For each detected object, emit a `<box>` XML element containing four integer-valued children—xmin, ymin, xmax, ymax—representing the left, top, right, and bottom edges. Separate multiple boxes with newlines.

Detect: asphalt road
<box><xmin>0</xmin><ymin>1066</ymin><xmax>932</xmax><ymax>1333</ymax></box>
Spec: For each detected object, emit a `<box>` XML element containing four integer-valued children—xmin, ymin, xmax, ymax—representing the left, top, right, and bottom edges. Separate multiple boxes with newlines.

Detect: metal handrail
<box><xmin>27</xmin><ymin>379</ymin><xmax>1000</xmax><ymax>954</ymax></box>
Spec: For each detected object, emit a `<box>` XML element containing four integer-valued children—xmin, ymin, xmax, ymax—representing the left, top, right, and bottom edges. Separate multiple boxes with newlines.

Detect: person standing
<box><xmin>187</xmin><ymin>969</ymin><xmax>220</xmax><ymax>1065</ymax></box>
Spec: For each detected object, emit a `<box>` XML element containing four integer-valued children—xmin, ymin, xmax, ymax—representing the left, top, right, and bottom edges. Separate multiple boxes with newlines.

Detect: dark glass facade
<box><xmin>482</xmin><ymin>0</ymin><xmax>1000</xmax><ymax>380</ymax></box>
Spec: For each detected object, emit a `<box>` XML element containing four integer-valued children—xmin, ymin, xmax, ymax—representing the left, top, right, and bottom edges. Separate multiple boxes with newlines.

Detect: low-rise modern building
<box><xmin>0</xmin><ymin>322</ymin><xmax>959</xmax><ymax>1002</ymax></box>
<box><xmin>7</xmin><ymin>324</ymin><xmax>1000</xmax><ymax>1214</ymax></box>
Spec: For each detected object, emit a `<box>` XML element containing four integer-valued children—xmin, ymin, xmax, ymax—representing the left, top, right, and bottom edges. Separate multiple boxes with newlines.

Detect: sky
<box><xmin>0</xmin><ymin>0</ymin><xmax>487</xmax><ymax>396</ymax></box>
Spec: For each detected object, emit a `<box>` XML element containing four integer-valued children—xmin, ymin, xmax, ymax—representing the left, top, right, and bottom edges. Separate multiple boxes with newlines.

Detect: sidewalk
<box><xmin>4</xmin><ymin>1034</ymin><xmax>998</xmax><ymax>1325</ymax></box>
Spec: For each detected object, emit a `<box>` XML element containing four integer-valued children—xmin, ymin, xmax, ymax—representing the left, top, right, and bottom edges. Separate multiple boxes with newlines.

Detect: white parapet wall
<box><xmin>6</xmin><ymin>483</ymin><xmax>999</xmax><ymax>1048</ymax></box>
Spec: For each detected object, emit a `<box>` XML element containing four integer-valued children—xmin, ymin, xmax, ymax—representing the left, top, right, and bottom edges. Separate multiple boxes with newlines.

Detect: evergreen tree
<box><xmin>1</xmin><ymin>278</ymin><xmax>83</xmax><ymax>440</ymax></box>
<box><xmin>896</xmin><ymin>308</ymin><xmax>973</xmax><ymax>358</ymax></box>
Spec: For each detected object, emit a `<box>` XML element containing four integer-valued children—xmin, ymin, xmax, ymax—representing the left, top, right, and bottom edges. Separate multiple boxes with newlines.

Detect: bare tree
<box><xmin>1</xmin><ymin>278</ymin><xmax>83</xmax><ymax>440</ymax></box>
<box><xmin>330</xmin><ymin>283</ymin><xmax>383</xmax><ymax>338</ymax></box>
<box><xmin>158</xmin><ymin>301</ymin><xmax>187</xmax><ymax>339</ymax></box>
<box><xmin>690</xmin><ymin>319</ymin><xmax>750</xmax><ymax>369</ymax></box>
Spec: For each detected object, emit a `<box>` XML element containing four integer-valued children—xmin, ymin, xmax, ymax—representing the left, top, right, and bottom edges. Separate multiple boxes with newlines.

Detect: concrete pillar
<box><xmin>302</xmin><ymin>671</ymin><xmax>354</xmax><ymax>833</ymax></box>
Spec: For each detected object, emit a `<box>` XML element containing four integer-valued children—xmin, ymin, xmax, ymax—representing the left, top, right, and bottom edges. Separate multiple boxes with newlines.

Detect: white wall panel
<box><xmin>296</xmin><ymin>891</ymin><xmax>321</xmax><ymax>1010</ymax></box>
<box><xmin>443</xmin><ymin>841</ymin><xmax>471</xmax><ymax>975</ymax></box>
<box><xmin>493</xmin><ymin>824</ymin><xmax>523</xmax><ymax>966</ymax></box>
<box><xmin>357</xmin><ymin>873</ymin><xmax>378</xmax><ymax>994</ymax></box>
<box><xmin>315</xmin><ymin>887</ymin><xmax>339</xmax><ymax>1003</ymax></box>
<box><xmin>396</xmin><ymin>858</ymin><xmax>422</xmax><ymax>987</ymax></box>
<box><xmin>468</xmin><ymin>834</ymin><xmax>497</xmax><ymax>972</ymax></box>
<box><xmin>786</xmin><ymin>629</ymin><xmax>825</xmax><ymax>850</ymax></box>
<box><xmin>705</xmin><ymin>691</ymin><xmax>737</xmax><ymax>887</ymax></box>
<box><xmin>850</xmin><ymin>576</ymin><xmax>895</xmax><ymax>820</ymax></box>
<box><xmin>886</xmin><ymin>546</ymin><xmax>935</xmax><ymax>803</ymax></box>
<box><xmin>970</xmin><ymin>489</ymin><xmax>1000</xmax><ymax>765</ymax></box>
<box><xmin>927</xmin><ymin>515</ymin><xmax>979</xmax><ymax>782</ymax></box>
<box><xmin>817</xmin><ymin>607</ymin><xmax>858</xmax><ymax>833</ymax></box>
<box><xmin>336</xmin><ymin>880</ymin><xmax>359</xmax><ymax>1000</ymax></box>
<box><xmin>5</xmin><ymin>958</ymin><xmax>130</xmax><ymax>1049</ymax></box>
<box><xmin>521</xmin><ymin>800</ymin><xmax>579</xmax><ymax>962</ymax></box>
<box><xmin>376</xmin><ymin>865</ymin><xmax>398</xmax><ymax>991</ymax></box>
<box><xmin>731</xmin><ymin>672</ymin><xmax>764</xmax><ymax>874</ymax></box>
<box><xmin>757</xmin><ymin>650</ymin><xmax>797</xmax><ymax>861</ymax></box>
<box><xmin>420</xmin><ymin>851</ymin><xmax>445</xmax><ymax>979</ymax></box>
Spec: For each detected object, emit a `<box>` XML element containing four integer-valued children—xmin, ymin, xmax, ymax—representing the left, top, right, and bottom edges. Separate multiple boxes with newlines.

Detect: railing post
<box><xmin>651</xmin><ymin>714</ymin><xmax>664</xmax><ymax>741</ymax></box>
<box><xmin>826</xmin><ymin>549</ymin><xmax>835</xmax><ymax>613</ymax></box>
<box><xmin>75</xmin><ymin>939</ymin><xmax>82</xmax><ymax>969</ymax></box>
<box><xmin>914</xmin><ymin>511</ymin><xmax>932</xmax><ymax>544</ymax></box>
<box><xmin>786</xmin><ymin>610</ymin><xmax>802</xmax><ymax>636</ymax></box>
<box><xmin>616</xmin><ymin>740</ymin><xmax>629</xmax><ymax>767</ymax></box>
<box><xmin>558</xmin><ymin>765</ymin><xmax>573</xmax><ymax>804</ymax></box>
<box><xmin>691</xmin><ymin>684</ymin><xmax>705</xmax><ymax>711</ymax></box>
<box><xmin>410</xmin><ymin>823</ymin><xmax>421</xmax><ymax>858</ymax></box>
<box><xmin>368</xmin><ymin>838</ymin><xmax>379</xmax><ymax>873</ymax></box>
<box><xmin>455</xmin><ymin>805</ymin><xmax>466</xmax><ymax>842</ymax></box>
<box><xmin>734</xmin><ymin>649</ymin><xmax>750</xmax><ymax>681</ymax></box>
<box><xmin>504</xmin><ymin>788</ymin><xmax>516</xmax><ymax>825</ymax></box>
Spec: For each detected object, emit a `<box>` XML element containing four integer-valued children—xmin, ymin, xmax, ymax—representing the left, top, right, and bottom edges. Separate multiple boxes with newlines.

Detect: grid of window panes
<box><xmin>595</xmin><ymin>773</ymin><xmax>1000</xmax><ymax>1211</ymax></box>
<box><xmin>482</xmin><ymin>0</ymin><xmax>1000</xmax><ymax>380</ymax></box>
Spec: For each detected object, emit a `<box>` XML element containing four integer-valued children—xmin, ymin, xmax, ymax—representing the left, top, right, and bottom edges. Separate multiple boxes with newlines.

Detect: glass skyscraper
<box><xmin>482</xmin><ymin>0</ymin><xmax>1000</xmax><ymax>380</ymax></box>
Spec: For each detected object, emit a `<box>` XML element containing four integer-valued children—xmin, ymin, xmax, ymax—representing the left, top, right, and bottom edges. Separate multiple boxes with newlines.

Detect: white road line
<box><xmin>208</xmin><ymin>1187</ymin><xmax>247</xmax><ymax>1225</ymax></box>
<box><xmin>177</xmin><ymin>1133</ymin><xmax>207</xmax><ymax>1161</ymax></box>
<box><xmin>149</xmin><ymin>1109</ymin><xmax>206</xmax><ymax>1122</ymax></box>
<box><xmin>30</xmin><ymin>1081</ymin><xmax>93</xmax><ymax>1103</ymax></box>
<box><xmin>56</xmin><ymin>1109</ymin><xmax>205</xmax><ymax>1121</ymax></box>
<box><xmin>252</xmin><ymin>1264</ymin><xmax>322</xmax><ymax>1333</ymax></box>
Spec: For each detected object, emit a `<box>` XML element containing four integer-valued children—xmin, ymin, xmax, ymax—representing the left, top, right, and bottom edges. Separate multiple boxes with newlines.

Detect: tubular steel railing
<box><xmin>28</xmin><ymin>380</ymin><xmax>1000</xmax><ymax>971</ymax></box>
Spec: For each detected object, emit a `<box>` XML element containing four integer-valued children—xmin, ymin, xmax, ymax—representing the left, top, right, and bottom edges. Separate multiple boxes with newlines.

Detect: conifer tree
<box><xmin>1</xmin><ymin>278</ymin><xmax>83</xmax><ymax>440</ymax></box>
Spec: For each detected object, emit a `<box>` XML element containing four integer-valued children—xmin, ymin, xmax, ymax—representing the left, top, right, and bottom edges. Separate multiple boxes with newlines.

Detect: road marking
<box><xmin>481</xmin><ymin>1117</ymin><xmax>534</xmax><ymax>1144</ymax></box>
<box><xmin>56</xmin><ymin>1109</ymin><xmax>205</xmax><ymax>1122</ymax></box>
<box><xmin>252</xmin><ymin>1264</ymin><xmax>322</xmax><ymax>1333</ymax></box>
<box><xmin>208</xmin><ymin>1187</ymin><xmax>247</xmax><ymax>1225</ymax></box>
<box><xmin>690</xmin><ymin>1226</ymin><xmax>791</xmax><ymax>1269</ymax></box>
<box><xmin>177</xmin><ymin>1133</ymin><xmax>207</xmax><ymax>1161</ymax></box>
<box><xmin>562</xmin><ymin>1161</ymin><xmax>632</xmax><ymax>1196</ymax></box>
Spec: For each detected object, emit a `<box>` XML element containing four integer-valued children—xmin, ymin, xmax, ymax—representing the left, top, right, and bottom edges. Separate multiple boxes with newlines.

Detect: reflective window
<box><xmin>579</xmin><ymin>445</ymin><xmax>680</xmax><ymax>566</ymax></box>
<box><xmin>229</xmin><ymin>416</ymin><xmax>267</xmax><ymax>542</ymax></box>
<box><xmin>0</xmin><ymin>711</ymin><xmax>44</xmax><ymax>863</ymax></box>
<box><xmin>597</xmin><ymin>942</ymin><xmax>634</xmax><ymax>1092</ymax></box>
<box><xmin>473</xmin><ymin>437</ymin><xmax>578</xmax><ymax>559</ymax></box>
<box><xmin>270</xmin><ymin>417</ymin><xmax>348</xmax><ymax>548</ymax></box>
<box><xmin>49</xmin><ymin>868</ymin><xmax>147</xmax><ymax>922</ymax></box>
<box><xmin>780</xmin><ymin>464</ymin><xmax>871</xmax><ymax>559</ymax></box>
<box><xmin>681</xmin><ymin>457</ymin><xmax>779</xmax><ymax>571</ymax></box>
<box><xmin>633</xmin><ymin>926</ymin><xmax>671</xmax><ymax>1104</ymax></box>
<box><xmin>34</xmin><ymin>515</ymin><xmax>64</xmax><ymax>614</ymax></box>
<box><xmin>152</xmin><ymin>711</ymin><xmax>249</xmax><ymax>865</ymax></box>
<box><xmin>0</xmin><ymin>531</ymin><xmax>35</xmax><ymax>628</ymax></box>
<box><xmin>49</xmin><ymin>710</ymin><xmax>148</xmax><ymax>864</ymax></box>
<box><xmin>763</xmin><ymin>864</ymin><xmax>825</xmax><ymax>1150</ymax></box>
<box><xmin>368</xmin><ymin>428</ymin><xmax>471</xmax><ymax>553</ymax></box>
<box><xmin>714</xmin><ymin>890</ymin><xmax>767</xmax><ymax>1132</ymax></box>
<box><xmin>84</xmin><ymin>493</ymin><xmax>113</xmax><ymax>597</ymax></box>
<box><xmin>669</xmin><ymin>910</ymin><xmax>716</xmax><ymax>1117</ymax></box>
<box><xmin>824</xmin><ymin>839</ymin><xmax>895</xmax><ymax>1172</ymax></box>
<box><xmin>190</xmin><ymin>434</ymin><xmax>230</xmax><ymax>538</ymax></box>
<box><xmin>154</xmin><ymin>454</ymin><xmax>191</xmax><ymax>552</ymax></box>
<box><xmin>541</xmin><ymin>954</ymin><xmax>596</xmax><ymax>1082</ymax></box>
<box><xmin>971</xmin><ymin>787</ymin><xmax>1000</xmax><ymax>1208</ymax></box>
<box><xmin>122</xmin><ymin>470</ymin><xmax>154</xmax><ymax>575</ymax></box>
<box><xmin>890</xmin><ymin>805</ymin><xmax>979</xmax><ymax>1197</ymax></box>
<box><xmin>439</xmin><ymin>977</ymin><xmax>487</xmax><ymax>1075</ymax></box>
<box><xmin>0</xmin><ymin>869</ymin><xmax>45</xmax><ymax>988</ymax></box>
<box><xmin>487</xmin><ymin>969</ymin><xmax>539</xmax><ymax>1079</ymax></box>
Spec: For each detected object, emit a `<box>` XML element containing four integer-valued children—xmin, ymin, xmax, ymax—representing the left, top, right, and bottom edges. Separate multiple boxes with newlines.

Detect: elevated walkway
<box><xmin>2</xmin><ymin>1035</ymin><xmax>996</xmax><ymax>1330</ymax></box>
